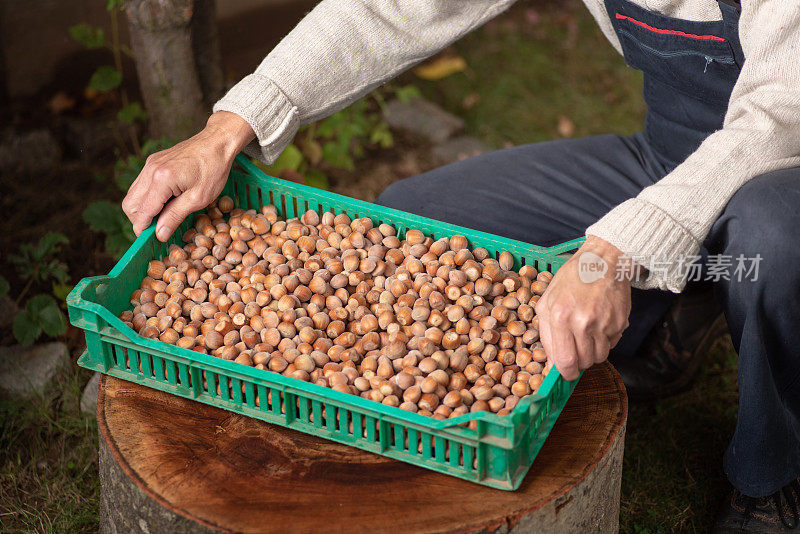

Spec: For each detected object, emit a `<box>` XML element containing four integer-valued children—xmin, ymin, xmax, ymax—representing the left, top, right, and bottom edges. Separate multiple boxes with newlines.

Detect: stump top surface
<box><xmin>98</xmin><ymin>363</ymin><xmax>626</xmax><ymax>534</ymax></box>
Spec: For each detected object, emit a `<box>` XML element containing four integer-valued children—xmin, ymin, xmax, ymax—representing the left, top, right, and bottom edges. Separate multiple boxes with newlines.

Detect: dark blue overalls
<box><xmin>377</xmin><ymin>0</ymin><xmax>800</xmax><ymax>498</ymax></box>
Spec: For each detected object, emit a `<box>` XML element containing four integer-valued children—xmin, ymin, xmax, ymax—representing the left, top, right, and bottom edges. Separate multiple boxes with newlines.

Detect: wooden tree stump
<box><xmin>97</xmin><ymin>362</ymin><xmax>627</xmax><ymax>534</ymax></box>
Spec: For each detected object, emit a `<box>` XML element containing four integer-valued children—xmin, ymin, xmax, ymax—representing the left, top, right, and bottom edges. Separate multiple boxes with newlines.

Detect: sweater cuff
<box><xmin>213</xmin><ymin>74</ymin><xmax>300</xmax><ymax>164</ymax></box>
<box><xmin>585</xmin><ymin>198</ymin><xmax>700</xmax><ymax>293</ymax></box>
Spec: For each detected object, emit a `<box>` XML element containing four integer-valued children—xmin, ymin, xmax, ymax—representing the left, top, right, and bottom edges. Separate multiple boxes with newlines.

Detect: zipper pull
<box><xmin>704</xmin><ymin>56</ymin><xmax>713</xmax><ymax>73</ymax></box>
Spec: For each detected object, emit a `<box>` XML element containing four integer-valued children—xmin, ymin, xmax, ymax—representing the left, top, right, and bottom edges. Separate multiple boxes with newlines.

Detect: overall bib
<box><xmin>606</xmin><ymin>0</ymin><xmax>744</xmax><ymax>172</ymax></box>
<box><xmin>377</xmin><ymin>0</ymin><xmax>800</xmax><ymax>497</ymax></box>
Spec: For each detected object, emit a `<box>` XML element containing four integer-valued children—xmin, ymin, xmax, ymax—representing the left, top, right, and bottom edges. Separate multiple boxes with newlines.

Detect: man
<box><xmin>121</xmin><ymin>0</ymin><xmax>800</xmax><ymax>530</ymax></box>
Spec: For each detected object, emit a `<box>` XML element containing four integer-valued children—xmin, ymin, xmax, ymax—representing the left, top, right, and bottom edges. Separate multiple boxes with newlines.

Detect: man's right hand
<box><xmin>122</xmin><ymin>111</ymin><xmax>255</xmax><ymax>242</ymax></box>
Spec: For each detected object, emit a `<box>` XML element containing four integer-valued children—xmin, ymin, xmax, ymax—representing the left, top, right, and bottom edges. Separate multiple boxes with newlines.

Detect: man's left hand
<box><xmin>535</xmin><ymin>236</ymin><xmax>635</xmax><ymax>380</ymax></box>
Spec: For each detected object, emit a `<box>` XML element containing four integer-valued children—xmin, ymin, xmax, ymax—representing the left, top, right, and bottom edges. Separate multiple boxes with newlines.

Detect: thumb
<box><xmin>155</xmin><ymin>191</ymin><xmax>204</xmax><ymax>242</ymax></box>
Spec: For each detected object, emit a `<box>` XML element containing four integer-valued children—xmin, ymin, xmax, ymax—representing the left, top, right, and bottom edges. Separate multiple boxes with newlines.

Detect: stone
<box><xmin>383</xmin><ymin>98</ymin><xmax>464</xmax><ymax>144</ymax></box>
<box><xmin>81</xmin><ymin>372</ymin><xmax>101</xmax><ymax>415</ymax></box>
<box><xmin>0</xmin><ymin>128</ymin><xmax>62</xmax><ymax>174</ymax></box>
<box><xmin>0</xmin><ymin>295</ymin><xmax>19</xmax><ymax>329</ymax></box>
<box><xmin>0</xmin><ymin>342</ymin><xmax>69</xmax><ymax>399</ymax></box>
<box><xmin>431</xmin><ymin>136</ymin><xmax>490</xmax><ymax>166</ymax></box>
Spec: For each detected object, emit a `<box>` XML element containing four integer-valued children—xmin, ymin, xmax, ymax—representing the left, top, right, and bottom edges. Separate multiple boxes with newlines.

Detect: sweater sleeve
<box><xmin>213</xmin><ymin>0</ymin><xmax>515</xmax><ymax>163</ymax></box>
<box><xmin>586</xmin><ymin>0</ymin><xmax>800</xmax><ymax>293</ymax></box>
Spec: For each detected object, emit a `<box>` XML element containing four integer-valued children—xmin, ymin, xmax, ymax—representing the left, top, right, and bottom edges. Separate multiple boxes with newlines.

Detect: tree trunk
<box><xmin>124</xmin><ymin>0</ymin><xmax>205</xmax><ymax>140</ymax></box>
<box><xmin>97</xmin><ymin>363</ymin><xmax>627</xmax><ymax>533</ymax></box>
<box><xmin>0</xmin><ymin>3</ymin><xmax>8</xmax><ymax>106</ymax></box>
<box><xmin>190</xmin><ymin>0</ymin><xmax>224</xmax><ymax>108</ymax></box>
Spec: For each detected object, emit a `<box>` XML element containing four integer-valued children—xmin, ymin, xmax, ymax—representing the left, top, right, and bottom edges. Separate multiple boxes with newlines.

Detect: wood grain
<box><xmin>98</xmin><ymin>362</ymin><xmax>627</xmax><ymax>534</ymax></box>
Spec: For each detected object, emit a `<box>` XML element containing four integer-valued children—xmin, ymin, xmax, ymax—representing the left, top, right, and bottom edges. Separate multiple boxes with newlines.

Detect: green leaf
<box><xmin>52</xmin><ymin>282</ymin><xmax>74</xmax><ymax>303</ymax></box>
<box><xmin>69</xmin><ymin>23</ymin><xmax>105</xmax><ymax>49</ymax></box>
<box><xmin>394</xmin><ymin>84</ymin><xmax>422</xmax><ymax>103</ymax></box>
<box><xmin>46</xmin><ymin>260</ymin><xmax>70</xmax><ymax>285</ymax></box>
<box><xmin>266</xmin><ymin>144</ymin><xmax>304</xmax><ymax>174</ymax></box>
<box><xmin>369</xmin><ymin>122</ymin><xmax>394</xmax><ymax>148</ymax></box>
<box><xmin>83</xmin><ymin>201</ymin><xmax>135</xmax><ymax>259</ymax></box>
<box><xmin>35</xmin><ymin>299</ymin><xmax>67</xmax><ymax>337</ymax></box>
<box><xmin>27</xmin><ymin>294</ymin><xmax>56</xmax><ymax>316</ymax></box>
<box><xmin>35</xmin><ymin>232</ymin><xmax>68</xmax><ymax>260</ymax></box>
<box><xmin>106</xmin><ymin>0</ymin><xmax>123</xmax><ymax>10</ymax></box>
<box><xmin>13</xmin><ymin>311</ymin><xmax>41</xmax><ymax>346</ymax></box>
<box><xmin>83</xmin><ymin>200</ymin><xmax>122</xmax><ymax>232</ymax></box>
<box><xmin>89</xmin><ymin>66</ymin><xmax>122</xmax><ymax>92</ymax></box>
<box><xmin>0</xmin><ymin>275</ymin><xmax>8</xmax><ymax>298</ymax></box>
<box><xmin>117</xmin><ymin>102</ymin><xmax>147</xmax><ymax>125</ymax></box>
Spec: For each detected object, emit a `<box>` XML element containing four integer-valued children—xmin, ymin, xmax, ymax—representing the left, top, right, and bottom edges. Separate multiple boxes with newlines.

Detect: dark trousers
<box><xmin>375</xmin><ymin>133</ymin><xmax>800</xmax><ymax>497</ymax></box>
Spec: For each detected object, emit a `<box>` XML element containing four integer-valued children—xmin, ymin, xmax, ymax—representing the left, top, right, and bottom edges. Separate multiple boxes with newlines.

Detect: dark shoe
<box><xmin>616</xmin><ymin>283</ymin><xmax>727</xmax><ymax>400</ymax></box>
<box><xmin>714</xmin><ymin>479</ymin><xmax>800</xmax><ymax>532</ymax></box>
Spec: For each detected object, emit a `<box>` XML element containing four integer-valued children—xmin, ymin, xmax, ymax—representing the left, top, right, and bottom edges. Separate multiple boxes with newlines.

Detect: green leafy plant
<box><xmin>116</xmin><ymin>102</ymin><xmax>147</xmax><ymax>125</ymax></box>
<box><xmin>263</xmin><ymin>84</ymin><xmax>416</xmax><ymax>185</ymax></box>
<box><xmin>88</xmin><ymin>66</ymin><xmax>123</xmax><ymax>92</ymax></box>
<box><xmin>69</xmin><ymin>2</ymin><xmax>144</xmax><ymax>155</ymax></box>
<box><xmin>83</xmin><ymin>201</ymin><xmax>137</xmax><ymax>260</ymax></box>
<box><xmin>13</xmin><ymin>295</ymin><xmax>68</xmax><ymax>347</ymax></box>
<box><xmin>9</xmin><ymin>233</ymin><xmax>70</xmax><ymax>303</ymax></box>
<box><xmin>4</xmin><ymin>234</ymin><xmax>71</xmax><ymax>345</ymax></box>
<box><xmin>84</xmin><ymin>137</ymin><xmax>175</xmax><ymax>260</ymax></box>
<box><xmin>68</xmin><ymin>23</ymin><xmax>105</xmax><ymax>49</ymax></box>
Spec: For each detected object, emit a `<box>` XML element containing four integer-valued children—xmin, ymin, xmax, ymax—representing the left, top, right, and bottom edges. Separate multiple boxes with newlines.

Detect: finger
<box><xmin>594</xmin><ymin>336</ymin><xmax>611</xmax><ymax>364</ymax></box>
<box><xmin>124</xmin><ymin>166</ymin><xmax>179</xmax><ymax>236</ymax></box>
<box><xmin>121</xmin><ymin>169</ymin><xmax>155</xmax><ymax>236</ymax></box>
<box><xmin>155</xmin><ymin>191</ymin><xmax>203</xmax><ymax>242</ymax></box>
<box><xmin>609</xmin><ymin>331</ymin><xmax>624</xmax><ymax>349</ymax></box>
<box><xmin>573</xmin><ymin>329</ymin><xmax>595</xmax><ymax>371</ymax></box>
<box><xmin>538</xmin><ymin>306</ymin><xmax>553</xmax><ymax>356</ymax></box>
<box><xmin>550</xmin><ymin>322</ymin><xmax>580</xmax><ymax>381</ymax></box>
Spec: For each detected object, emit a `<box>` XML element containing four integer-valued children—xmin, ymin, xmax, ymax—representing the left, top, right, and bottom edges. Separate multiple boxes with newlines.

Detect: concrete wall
<box><xmin>0</xmin><ymin>0</ymin><xmax>301</xmax><ymax>100</ymax></box>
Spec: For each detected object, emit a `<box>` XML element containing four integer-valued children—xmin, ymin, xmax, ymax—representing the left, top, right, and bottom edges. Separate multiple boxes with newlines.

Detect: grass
<box><xmin>621</xmin><ymin>337</ymin><xmax>738</xmax><ymax>532</ymax></box>
<box><xmin>0</xmin><ymin>362</ymin><xmax>99</xmax><ymax>533</ymax></box>
<box><xmin>410</xmin><ymin>0</ymin><xmax>645</xmax><ymax>147</ymax></box>
<box><xmin>0</xmin><ymin>1</ymin><xmax>738</xmax><ymax>531</ymax></box>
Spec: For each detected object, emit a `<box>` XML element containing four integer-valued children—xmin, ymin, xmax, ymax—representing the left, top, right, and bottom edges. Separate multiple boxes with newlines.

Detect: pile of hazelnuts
<box><xmin>119</xmin><ymin>196</ymin><xmax>553</xmax><ymax>421</ymax></box>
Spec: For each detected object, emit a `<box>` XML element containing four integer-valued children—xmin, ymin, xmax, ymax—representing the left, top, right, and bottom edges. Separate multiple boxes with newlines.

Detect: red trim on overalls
<box><xmin>615</xmin><ymin>13</ymin><xmax>727</xmax><ymax>42</ymax></box>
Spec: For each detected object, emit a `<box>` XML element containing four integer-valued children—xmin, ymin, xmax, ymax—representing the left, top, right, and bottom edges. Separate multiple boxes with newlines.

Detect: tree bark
<box><xmin>190</xmin><ymin>0</ymin><xmax>224</xmax><ymax>108</ymax></box>
<box><xmin>124</xmin><ymin>0</ymin><xmax>205</xmax><ymax>140</ymax></box>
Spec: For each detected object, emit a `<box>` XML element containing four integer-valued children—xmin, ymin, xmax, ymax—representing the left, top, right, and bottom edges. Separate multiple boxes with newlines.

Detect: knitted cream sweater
<box><xmin>214</xmin><ymin>0</ymin><xmax>800</xmax><ymax>293</ymax></box>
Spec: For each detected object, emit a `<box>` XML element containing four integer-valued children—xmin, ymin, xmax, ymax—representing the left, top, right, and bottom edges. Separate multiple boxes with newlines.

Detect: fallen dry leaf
<box><xmin>48</xmin><ymin>91</ymin><xmax>76</xmax><ymax>114</ymax></box>
<box><xmin>462</xmin><ymin>93</ymin><xmax>481</xmax><ymax>110</ymax></box>
<box><xmin>557</xmin><ymin>115</ymin><xmax>575</xmax><ymax>137</ymax></box>
<box><xmin>414</xmin><ymin>55</ymin><xmax>467</xmax><ymax>81</ymax></box>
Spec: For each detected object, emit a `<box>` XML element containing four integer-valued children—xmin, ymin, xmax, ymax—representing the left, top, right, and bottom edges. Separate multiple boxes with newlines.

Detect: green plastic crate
<box><xmin>68</xmin><ymin>154</ymin><xmax>585</xmax><ymax>490</ymax></box>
